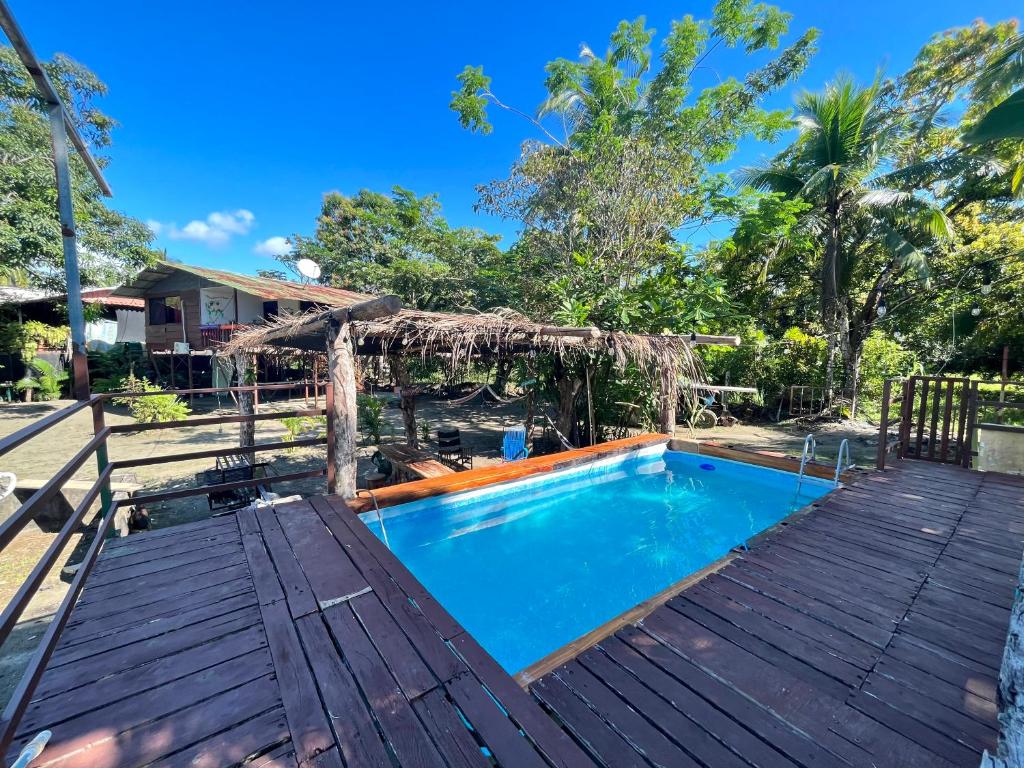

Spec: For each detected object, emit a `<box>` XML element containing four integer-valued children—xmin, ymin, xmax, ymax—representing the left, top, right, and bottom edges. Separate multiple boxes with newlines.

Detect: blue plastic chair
<box><xmin>501</xmin><ymin>426</ymin><xmax>530</xmax><ymax>462</ymax></box>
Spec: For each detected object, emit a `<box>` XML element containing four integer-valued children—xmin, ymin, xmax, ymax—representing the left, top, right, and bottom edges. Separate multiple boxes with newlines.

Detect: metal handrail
<box><xmin>796</xmin><ymin>433</ymin><xmax>816</xmax><ymax>496</ymax></box>
<box><xmin>834</xmin><ymin>439</ymin><xmax>851</xmax><ymax>486</ymax></box>
<box><xmin>355</xmin><ymin>488</ymin><xmax>391</xmax><ymax>550</ymax></box>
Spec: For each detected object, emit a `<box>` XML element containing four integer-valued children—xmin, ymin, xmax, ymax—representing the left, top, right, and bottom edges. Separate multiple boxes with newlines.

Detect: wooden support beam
<box><xmin>260</xmin><ymin>295</ymin><xmax>402</xmax><ymax>348</ymax></box>
<box><xmin>234</xmin><ymin>351</ymin><xmax>255</xmax><ymax>463</ymax></box>
<box><xmin>328</xmin><ymin>321</ymin><xmax>358</xmax><ymax>499</ymax></box>
<box><xmin>658</xmin><ymin>364</ymin><xmax>677</xmax><ymax>436</ymax></box>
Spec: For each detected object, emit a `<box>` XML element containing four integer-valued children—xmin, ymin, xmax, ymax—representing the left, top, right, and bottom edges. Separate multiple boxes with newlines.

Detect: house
<box><xmin>110</xmin><ymin>261</ymin><xmax>372</xmax><ymax>352</ymax></box>
<box><xmin>3</xmin><ymin>287</ymin><xmax>147</xmax><ymax>349</ymax></box>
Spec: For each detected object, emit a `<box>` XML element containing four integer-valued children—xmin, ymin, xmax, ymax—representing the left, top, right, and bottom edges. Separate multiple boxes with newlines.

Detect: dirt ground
<box><xmin>0</xmin><ymin>389</ymin><xmax>876</xmax><ymax>706</ymax></box>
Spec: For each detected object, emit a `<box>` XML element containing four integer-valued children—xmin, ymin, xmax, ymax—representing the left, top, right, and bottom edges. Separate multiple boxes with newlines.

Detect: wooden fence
<box><xmin>877</xmin><ymin>375</ymin><xmax>1024</xmax><ymax>470</ymax></box>
<box><xmin>0</xmin><ymin>381</ymin><xmax>330</xmax><ymax>759</ymax></box>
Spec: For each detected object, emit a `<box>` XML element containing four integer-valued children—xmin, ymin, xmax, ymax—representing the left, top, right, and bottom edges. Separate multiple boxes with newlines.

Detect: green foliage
<box><xmin>110</xmin><ymin>373</ymin><xmax>190</xmax><ymax>423</ymax></box>
<box><xmin>87</xmin><ymin>343</ymin><xmax>148</xmax><ymax>392</ymax></box>
<box><xmin>0</xmin><ymin>321</ymin><xmax>69</xmax><ymax>359</ymax></box>
<box><xmin>0</xmin><ymin>46</ymin><xmax>159</xmax><ymax>290</ymax></box>
<box><xmin>15</xmin><ymin>358</ymin><xmax>68</xmax><ymax>400</ymax></box>
<box><xmin>357</xmin><ymin>393</ymin><xmax>386</xmax><ymax>445</ymax></box>
<box><xmin>280</xmin><ymin>187</ymin><xmax>504</xmax><ymax>312</ymax></box>
<box><xmin>453</xmin><ymin>2</ymin><xmax>816</xmax><ymax>337</ymax></box>
<box><xmin>279</xmin><ymin>416</ymin><xmax>326</xmax><ymax>450</ymax></box>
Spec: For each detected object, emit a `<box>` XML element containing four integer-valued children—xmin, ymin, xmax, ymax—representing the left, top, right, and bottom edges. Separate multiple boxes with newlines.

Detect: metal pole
<box><xmin>46</xmin><ymin>104</ymin><xmax>90</xmax><ymax>400</ymax></box>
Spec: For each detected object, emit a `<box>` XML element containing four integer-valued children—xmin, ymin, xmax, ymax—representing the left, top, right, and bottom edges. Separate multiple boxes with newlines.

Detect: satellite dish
<box><xmin>296</xmin><ymin>258</ymin><xmax>321</xmax><ymax>281</ymax></box>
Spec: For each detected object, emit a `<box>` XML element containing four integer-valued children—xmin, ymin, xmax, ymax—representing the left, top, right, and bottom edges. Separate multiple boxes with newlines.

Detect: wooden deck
<box><xmin>6</xmin><ymin>496</ymin><xmax>591</xmax><ymax>768</ymax></box>
<box><xmin>532</xmin><ymin>462</ymin><xmax>1024</xmax><ymax>768</ymax></box>
<box><xmin>6</xmin><ymin>458</ymin><xmax>1023</xmax><ymax>768</ymax></box>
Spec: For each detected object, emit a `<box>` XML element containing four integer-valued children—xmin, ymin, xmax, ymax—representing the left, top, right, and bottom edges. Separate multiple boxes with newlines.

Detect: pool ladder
<box><xmin>834</xmin><ymin>439</ymin><xmax>852</xmax><ymax>485</ymax></box>
<box><xmin>355</xmin><ymin>489</ymin><xmax>391</xmax><ymax>550</ymax></box>
<box><xmin>796</xmin><ymin>434</ymin><xmax>852</xmax><ymax>495</ymax></box>
<box><xmin>795</xmin><ymin>434</ymin><xmax>817</xmax><ymax>496</ymax></box>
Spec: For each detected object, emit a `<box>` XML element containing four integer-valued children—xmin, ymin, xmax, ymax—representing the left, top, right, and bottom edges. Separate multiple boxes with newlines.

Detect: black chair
<box><xmin>437</xmin><ymin>427</ymin><xmax>473</xmax><ymax>470</ymax></box>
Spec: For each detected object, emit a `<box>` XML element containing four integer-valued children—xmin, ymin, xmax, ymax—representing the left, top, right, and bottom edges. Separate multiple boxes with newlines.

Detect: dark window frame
<box><xmin>149</xmin><ymin>296</ymin><xmax>182</xmax><ymax>325</ymax></box>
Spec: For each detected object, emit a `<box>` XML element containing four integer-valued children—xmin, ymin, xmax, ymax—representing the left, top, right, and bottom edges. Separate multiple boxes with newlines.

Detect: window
<box><xmin>262</xmin><ymin>301</ymin><xmax>279</xmax><ymax>320</ymax></box>
<box><xmin>299</xmin><ymin>301</ymin><xmax>317</xmax><ymax>313</ymax></box>
<box><xmin>149</xmin><ymin>296</ymin><xmax>182</xmax><ymax>324</ymax></box>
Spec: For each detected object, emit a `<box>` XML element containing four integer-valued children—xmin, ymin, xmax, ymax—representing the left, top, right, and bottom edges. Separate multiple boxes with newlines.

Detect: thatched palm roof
<box><xmin>222</xmin><ymin>303</ymin><xmax>738</xmax><ymax>382</ymax></box>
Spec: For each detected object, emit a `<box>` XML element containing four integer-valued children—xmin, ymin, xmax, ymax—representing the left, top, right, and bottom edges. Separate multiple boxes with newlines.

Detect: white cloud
<box><xmin>150</xmin><ymin>209</ymin><xmax>256</xmax><ymax>247</ymax></box>
<box><xmin>254</xmin><ymin>235</ymin><xmax>292</xmax><ymax>257</ymax></box>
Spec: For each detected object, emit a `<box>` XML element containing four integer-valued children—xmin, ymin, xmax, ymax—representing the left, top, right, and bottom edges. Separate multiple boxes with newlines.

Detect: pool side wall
<box><xmin>346</xmin><ymin>434</ymin><xmax>670</xmax><ymax>512</ymax></box>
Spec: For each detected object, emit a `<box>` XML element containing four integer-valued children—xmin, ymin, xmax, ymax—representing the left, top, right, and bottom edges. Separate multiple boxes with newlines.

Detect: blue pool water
<box><xmin>361</xmin><ymin>448</ymin><xmax>832</xmax><ymax>673</ymax></box>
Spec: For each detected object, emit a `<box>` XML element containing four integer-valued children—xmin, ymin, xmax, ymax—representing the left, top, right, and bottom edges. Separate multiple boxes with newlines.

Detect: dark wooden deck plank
<box><xmin>12</xmin><ymin>461</ymin><xmax>1021</xmax><ymax>768</ymax></box>
<box><xmin>257</xmin><ymin>599</ymin><xmax>336</xmax><ymax>765</ymax></box>
<box><xmin>292</xmin><ymin>614</ymin><xmax>392</xmax><ymax>768</ymax></box>
<box><xmin>273</xmin><ymin>500</ymin><xmax>368</xmax><ymax>605</ymax></box>
<box><xmin>533</xmin><ymin>462</ymin><xmax>1021</xmax><ymax>768</ymax></box>
<box><xmin>254</xmin><ymin>506</ymin><xmax>318</xmax><ymax>618</ymax></box>
<box><xmin>554</xmin><ymin>661</ymin><xmax>702</xmax><ymax>768</ymax></box>
<box><xmin>321</xmin><ymin>602</ymin><xmax>448</xmax><ymax>768</ymax></box>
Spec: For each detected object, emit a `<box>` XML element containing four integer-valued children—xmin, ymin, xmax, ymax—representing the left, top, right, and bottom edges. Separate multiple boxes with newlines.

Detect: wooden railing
<box><xmin>0</xmin><ymin>381</ymin><xmax>331</xmax><ymax>760</ymax></box>
<box><xmin>877</xmin><ymin>375</ymin><xmax>1024</xmax><ymax>470</ymax></box>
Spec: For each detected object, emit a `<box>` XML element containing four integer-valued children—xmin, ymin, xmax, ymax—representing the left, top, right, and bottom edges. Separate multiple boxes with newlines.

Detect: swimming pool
<box><xmin>360</xmin><ymin>446</ymin><xmax>833</xmax><ymax>674</ymax></box>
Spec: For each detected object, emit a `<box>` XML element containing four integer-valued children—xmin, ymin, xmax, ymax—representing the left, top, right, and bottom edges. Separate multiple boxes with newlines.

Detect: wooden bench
<box><xmin>378</xmin><ymin>442</ymin><xmax>456</xmax><ymax>483</ymax></box>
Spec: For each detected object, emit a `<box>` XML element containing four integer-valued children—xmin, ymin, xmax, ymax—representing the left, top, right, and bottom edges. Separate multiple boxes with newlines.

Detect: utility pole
<box><xmin>0</xmin><ymin>0</ymin><xmax>113</xmax><ymax>400</ymax></box>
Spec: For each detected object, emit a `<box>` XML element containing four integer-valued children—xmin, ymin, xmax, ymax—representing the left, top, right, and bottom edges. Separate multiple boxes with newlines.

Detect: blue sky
<box><xmin>8</xmin><ymin>0</ymin><xmax>1019</xmax><ymax>275</ymax></box>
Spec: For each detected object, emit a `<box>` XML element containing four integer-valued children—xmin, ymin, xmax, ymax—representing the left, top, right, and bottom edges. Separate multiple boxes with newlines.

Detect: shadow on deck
<box><xmin>6</xmin><ymin>461</ymin><xmax>1024</xmax><ymax>768</ymax></box>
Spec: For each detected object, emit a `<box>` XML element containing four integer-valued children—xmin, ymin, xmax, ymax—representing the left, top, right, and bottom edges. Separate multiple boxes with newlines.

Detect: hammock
<box><xmin>443</xmin><ymin>384</ymin><xmax>528</xmax><ymax>406</ymax></box>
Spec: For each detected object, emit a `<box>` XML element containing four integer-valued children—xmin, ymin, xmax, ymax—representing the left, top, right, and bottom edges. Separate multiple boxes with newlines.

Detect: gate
<box><xmin>877</xmin><ymin>375</ymin><xmax>1024</xmax><ymax>470</ymax></box>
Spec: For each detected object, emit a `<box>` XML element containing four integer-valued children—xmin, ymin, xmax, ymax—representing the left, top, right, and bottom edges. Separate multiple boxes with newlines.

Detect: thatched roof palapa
<box><xmin>222</xmin><ymin>300</ymin><xmax>740</xmax><ymax>384</ymax></box>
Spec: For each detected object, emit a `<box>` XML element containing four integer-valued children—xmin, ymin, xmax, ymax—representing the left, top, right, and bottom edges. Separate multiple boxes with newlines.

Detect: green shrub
<box><xmin>15</xmin><ymin>359</ymin><xmax>69</xmax><ymax>400</ymax></box>
<box><xmin>357</xmin><ymin>394</ymin><xmax>386</xmax><ymax>444</ymax></box>
<box><xmin>111</xmin><ymin>373</ymin><xmax>191</xmax><ymax>423</ymax></box>
<box><xmin>0</xmin><ymin>321</ymin><xmax>69</xmax><ymax>360</ymax></box>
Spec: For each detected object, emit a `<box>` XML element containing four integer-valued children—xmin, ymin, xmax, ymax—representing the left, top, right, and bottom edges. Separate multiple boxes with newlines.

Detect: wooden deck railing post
<box><xmin>897</xmin><ymin>377</ymin><xmax>914</xmax><ymax>460</ymax></box>
<box><xmin>876</xmin><ymin>378</ymin><xmax>892</xmax><ymax>470</ymax></box>
<box><xmin>90</xmin><ymin>397</ymin><xmax>113</xmax><ymax>510</ymax></box>
<box><xmin>963</xmin><ymin>382</ymin><xmax>979</xmax><ymax>469</ymax></box>
<box><xmin>326</xmin><ymin>380</ymin><xmax>337</xmax><ymax>495</ymax></box>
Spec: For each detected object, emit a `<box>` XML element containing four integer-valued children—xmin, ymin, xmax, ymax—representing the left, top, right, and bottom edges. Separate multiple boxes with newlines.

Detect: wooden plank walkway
<box><xmin>6</xmin><ymin>497</ymin><xmax>592</xmax><ymax>768</ymax></box>
<box><xmin>532</xmin><ymin>462</ymin><xmax>1024</xmax><ymax>768</ymax></box>
<box><xmin>6</xmin><ymin>459</ymin><xmax>1023</xmax><ymax>767</ymax></box>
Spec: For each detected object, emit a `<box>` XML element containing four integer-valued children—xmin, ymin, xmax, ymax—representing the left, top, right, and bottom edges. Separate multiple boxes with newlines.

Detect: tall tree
<box><xmin>281</xmin><ymin>187</ymin><xmax>504</xmax><ymax>311</ymax></box>
<box><xmin>0</xmin><ymin>46</ymin><xmax>158</xmax><ymax>290</ymax></box>
<box><xmin>451</xmin><ymin>1</ymin><xmax>817</xmax><ymax>334</ymax></box>
<box><xmin>740</xmin><ymin>77</ymin><xmax>953</xmax><ymax>406</ymax></box>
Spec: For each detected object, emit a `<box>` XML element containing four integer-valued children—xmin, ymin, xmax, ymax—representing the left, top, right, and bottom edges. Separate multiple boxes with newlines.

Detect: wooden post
<box><xmin>390</xmin><ymin>356</ymin><xmax>418</xmax><ymax>448</ymax></box>
<box><xmin>585</xmin><ymin>363</ymin><xmax>596</xmax><ymax>446</ymax></box>
<box><xmin>328</xmin><ymin>321</ymin><xmax>358</xmax><ymax>498</ymax></box>
<box><xmin>313</xmin><ymin>355</ymin><xmax>320</xmax><ymax>408</ymax></box>
<box><xmin>963</xmin><ymin>382</ymin><xmax>979</xmax><ymax>469</ymax></box>
<box><xmin>234</xmin><ymin>351</ymin><xmax>255</xmax><ymax>463</ymax></box>
<box><xmin>91</xmin><ymin>398</ymin><xmax>113</xmax><ymax>510</ymax></box>
<box><xmin>186</xmin><ymin>353</ymin><xmax>194</xmax><ymax>407</ymax></box>
<box><xmin>658</xmin><ymin>363</ymin><xmax>677</xmax><ymax>436</ymax></box>
<box><xmin>876</xmin><ymin>378</ymin><xmax>892</xmax><ymax>470</ymax></box>
<box><xmin>325</xmin><ymin>380</ymin><xmax>337</xmax><ymax>495</ymax></box>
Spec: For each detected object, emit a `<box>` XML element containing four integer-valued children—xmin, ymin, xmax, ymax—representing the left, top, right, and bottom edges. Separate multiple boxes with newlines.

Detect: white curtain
<box><xmin>114</xmin><ymin>309</ymin><xmax>146</xmax><ymax>343</ymax></box>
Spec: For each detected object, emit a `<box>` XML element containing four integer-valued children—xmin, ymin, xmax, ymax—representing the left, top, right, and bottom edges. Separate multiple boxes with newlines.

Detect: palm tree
<box><xmin>742</xmin><ymin>76</ymin><xmax>952</xmax><ymax>410</ymax></box>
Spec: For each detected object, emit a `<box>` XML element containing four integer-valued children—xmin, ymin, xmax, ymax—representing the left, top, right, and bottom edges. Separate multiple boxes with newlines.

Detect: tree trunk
<box><xmin>328</xmin><ymin>322</ymin><xmax>358</xmax><ymax>498</ymax></box>
<box><xmin>390</xmin><ymin>356</ymin><xmax>418</xmax><ymax>448</ymax></box>
<box><xmin>554</xmin><ymin>365</ymin><xmax>582</xmax><ymax>443</ymax></box>
<box><xmin>234</xmin><ymin>351</ymin><xmax>255</xmax><ymax>463</ymax></box>
<box><xmin>493</xmin><ymin>358</ymin><xmax>513</xmax><ymax>397</ymax></box>
<box><xmin>821</xmin><ymin>201</ymin><xmax>842</xmax><ymax>408</ymax></box>
<box><xmin>658</xmin><ymin>363</ymin><xmax>678</xmax><ymax>436</ymax></box>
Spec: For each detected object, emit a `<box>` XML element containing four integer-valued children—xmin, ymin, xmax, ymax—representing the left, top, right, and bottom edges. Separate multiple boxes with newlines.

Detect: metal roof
<box><xmin>111</xmin><ymin>261</ymin><xmax>375</xmax><ymax>306</ymax></box>
<box><xmin>0</xmin><ymin>286</ymin><xmax>144</xmax><ymax>308</ymax></box>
